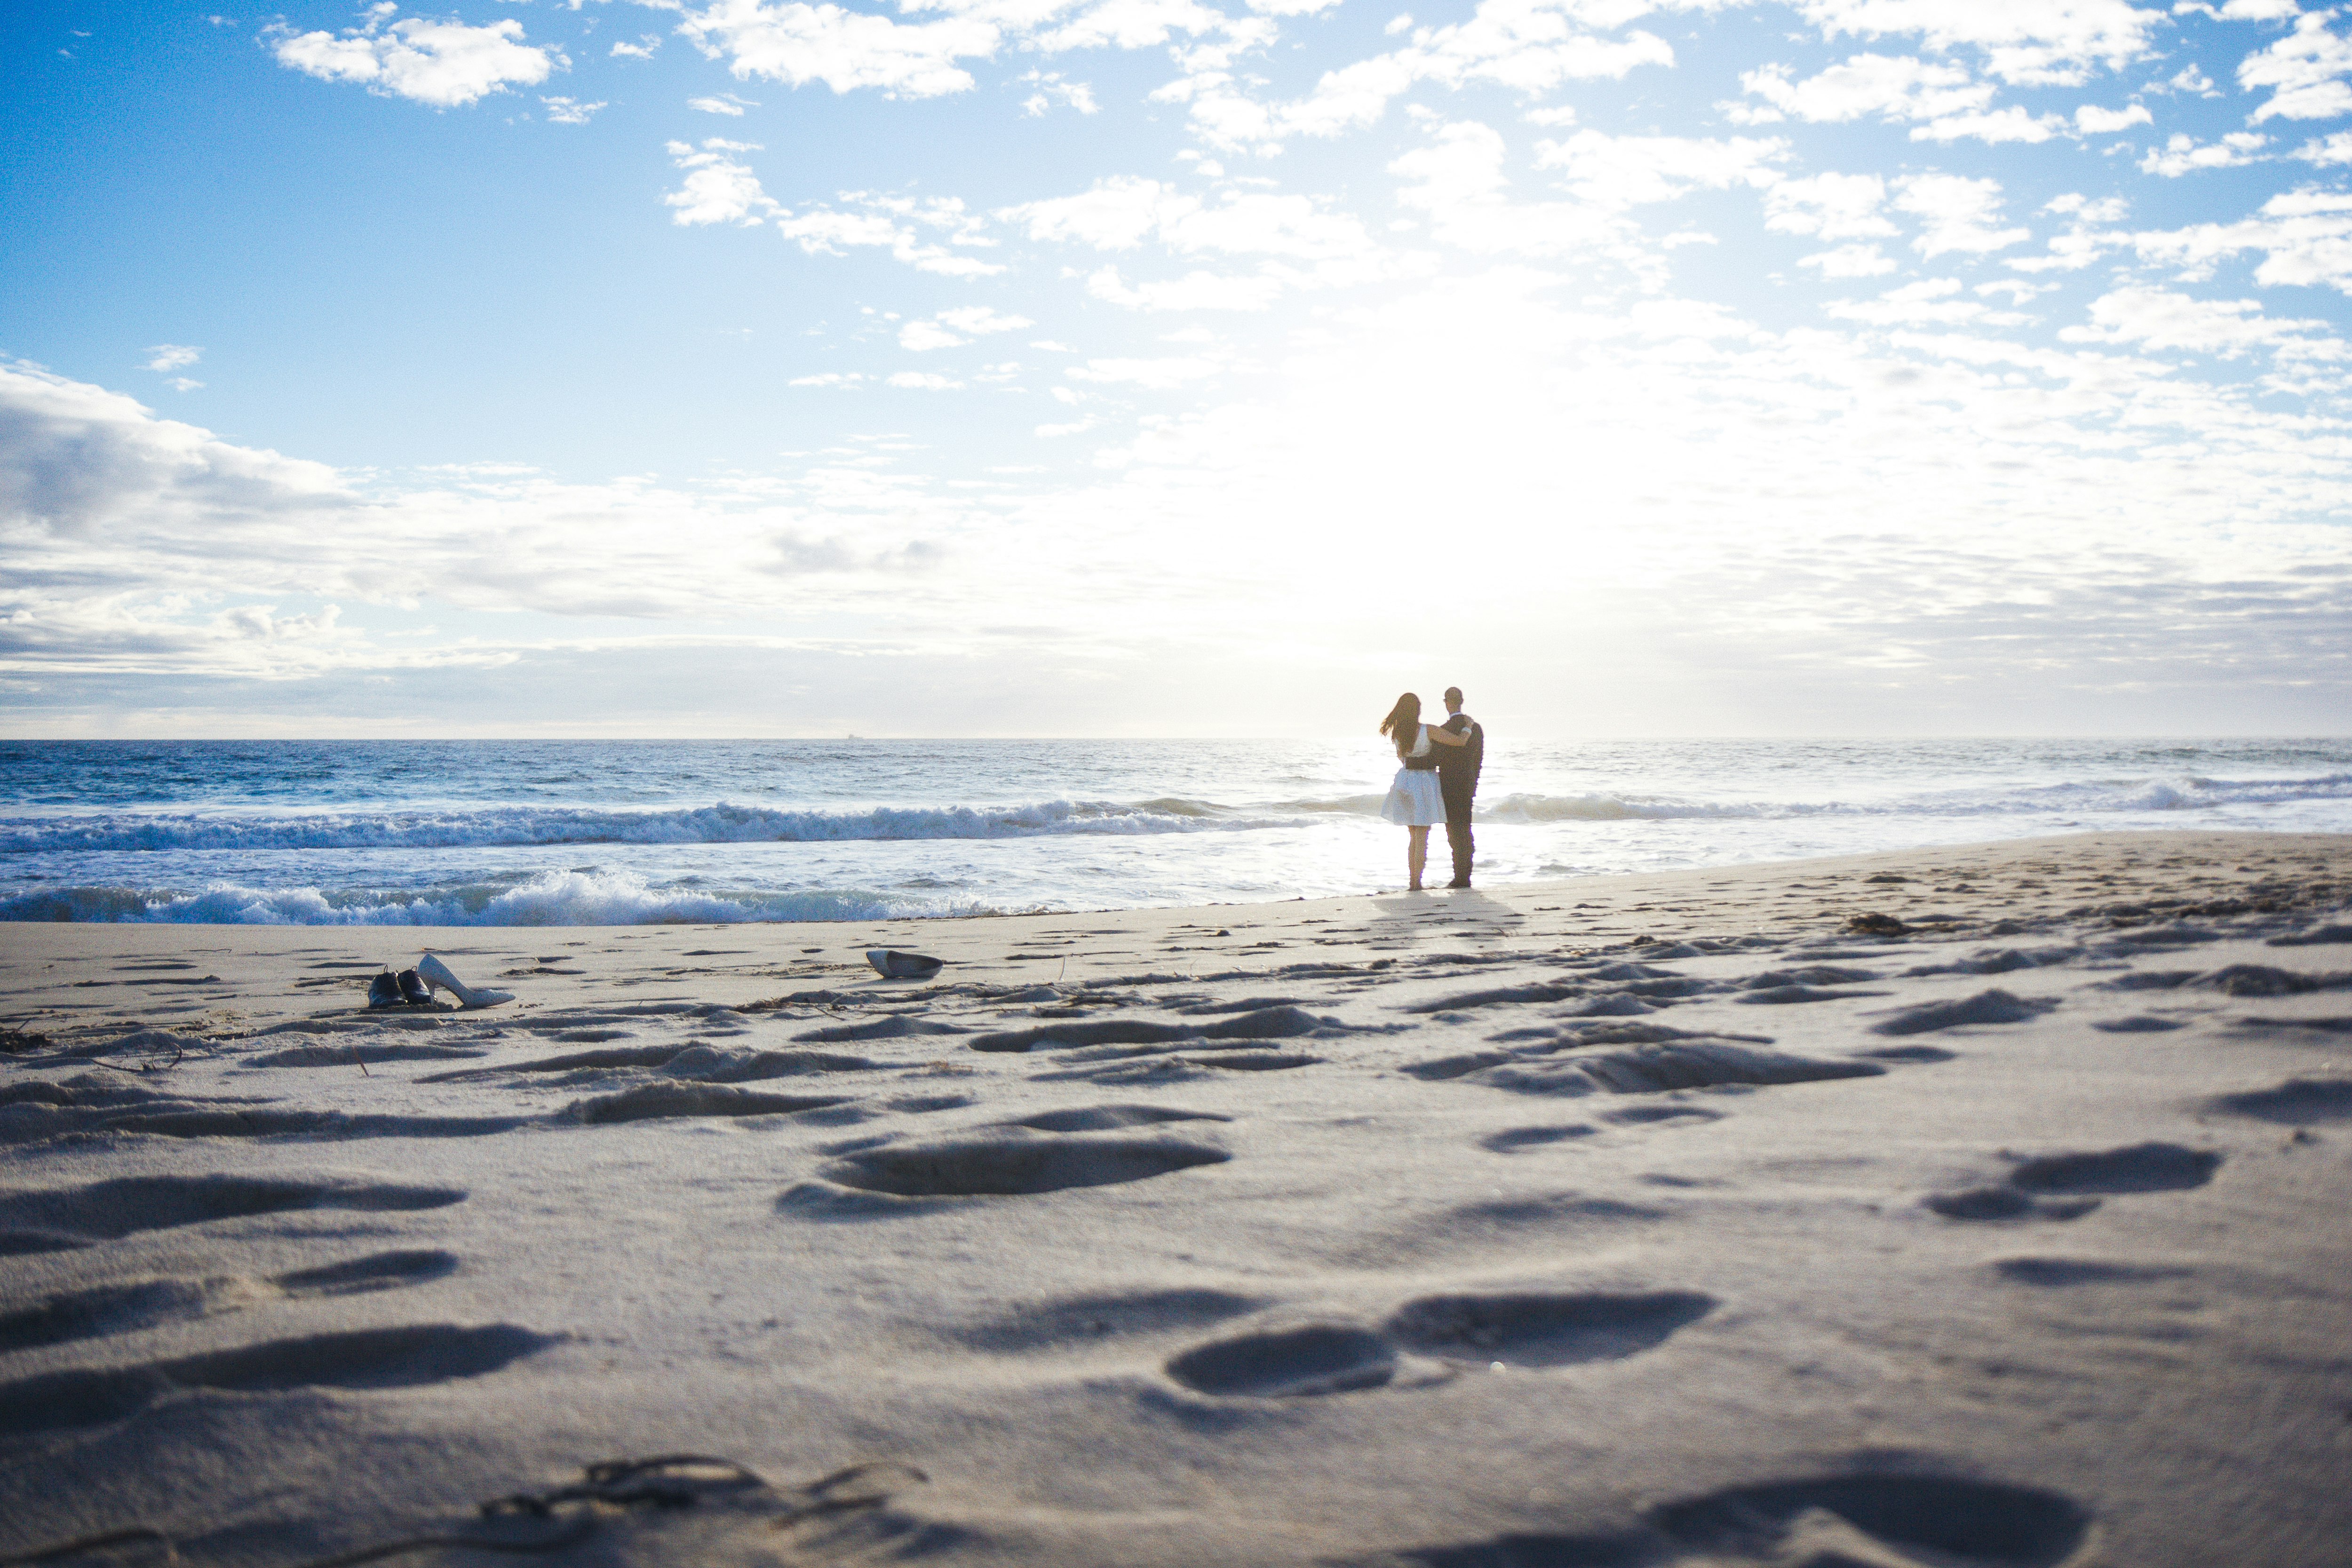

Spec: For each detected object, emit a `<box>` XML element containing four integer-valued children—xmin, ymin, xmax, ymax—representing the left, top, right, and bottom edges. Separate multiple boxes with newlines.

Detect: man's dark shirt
<box><xmin>1437</xmin><ymin>712</ymin><xmax>1483</xmax><ymax>799</ymax></box>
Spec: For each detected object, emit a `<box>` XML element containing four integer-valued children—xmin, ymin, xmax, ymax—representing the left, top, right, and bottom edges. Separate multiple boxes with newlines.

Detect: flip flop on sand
<box><xmin>417</xmin><ymin>953</ymin><xmax>515</xmax><ymax>1009</ymax></box>
<box><xmin>867</xmin><ymin>949</ymin><xmax>945</xmax><ymax>979</ymax></box>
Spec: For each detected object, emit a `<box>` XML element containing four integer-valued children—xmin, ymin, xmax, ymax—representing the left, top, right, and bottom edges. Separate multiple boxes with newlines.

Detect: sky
<box><xmin>3</xmin><ymin>0</ymin><xmax>2350</xmax><ymax>739</ymax></box>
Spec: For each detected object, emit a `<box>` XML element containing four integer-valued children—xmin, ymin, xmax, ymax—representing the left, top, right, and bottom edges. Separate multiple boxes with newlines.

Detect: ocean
<box><xmin>1</xmin><ymin>737</ymin><xmax>2346</xmax><ymax>925</ymax></box>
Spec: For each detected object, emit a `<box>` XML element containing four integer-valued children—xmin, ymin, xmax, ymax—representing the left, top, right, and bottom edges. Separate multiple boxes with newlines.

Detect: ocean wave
<box><xmin>0</xmin><ymin>869</ymin><xmax>998</xmax><ymax>926</ymax></box>
<box><xmin>0</xmin><ymin>797</ymin><xmax>1247</xmax><ymax>856</ymax></box>
<box><xmin>1471</xmin><ymin>771</ymin><xmax>2352</xmax><ymax>824</ymax></box>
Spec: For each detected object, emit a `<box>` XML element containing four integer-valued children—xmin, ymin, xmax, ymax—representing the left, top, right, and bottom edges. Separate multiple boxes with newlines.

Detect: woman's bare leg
<box><xmin>1408</xmin><ymin>826</ymin><xmax>1429</xmax><ymax>890</ymax></box>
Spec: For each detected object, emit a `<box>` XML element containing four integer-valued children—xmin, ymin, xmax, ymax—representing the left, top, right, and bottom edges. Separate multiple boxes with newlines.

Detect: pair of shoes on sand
<box><xmin>367</xmin><ymin>970</ymin><xmax>434</xmax><ymax>1009</ymax></box>
<box><xmin>366</xmin><ymin>953</ymin><xmax>514</xmax><ymax>1011</ymax></box>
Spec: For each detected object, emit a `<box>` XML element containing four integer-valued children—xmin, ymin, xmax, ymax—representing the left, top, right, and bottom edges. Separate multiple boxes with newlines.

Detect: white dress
<box><xmin>1379</xmin><ymin>725</ymin><xmax>1447</xmax><ymax>827</ymax></box>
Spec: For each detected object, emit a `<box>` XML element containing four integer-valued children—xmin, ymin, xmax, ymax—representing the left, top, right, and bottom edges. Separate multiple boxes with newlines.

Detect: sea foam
<box><xmin>0</xmin><ymin>798</ymin><xmax>1243</xmax><ymax>856</ymax></box>
<box><xmin>0</xmin><ymin>870</ymin><xmax>992</xmax><ymax>926</ymax></box>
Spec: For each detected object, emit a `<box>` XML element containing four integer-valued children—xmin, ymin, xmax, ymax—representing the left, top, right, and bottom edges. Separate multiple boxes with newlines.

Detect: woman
<box><xmin>1378</xmin><ymin>692</ymin><xmax>1473</xmax><ymax>891</ymax></box>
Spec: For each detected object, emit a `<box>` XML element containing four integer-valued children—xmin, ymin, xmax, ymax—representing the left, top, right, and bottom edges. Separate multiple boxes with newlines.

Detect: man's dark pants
<box><xmin>1442</xmin><ymin>782</ymin><xmax>1475</xmax><ymax>886</ymax></box>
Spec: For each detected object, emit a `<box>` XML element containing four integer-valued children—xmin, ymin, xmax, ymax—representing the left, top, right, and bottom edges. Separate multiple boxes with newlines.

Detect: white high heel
<box><xmin>416</xmin><ymin>953</ymin><xmax>515</xmax><ymax>1010</ymax></box>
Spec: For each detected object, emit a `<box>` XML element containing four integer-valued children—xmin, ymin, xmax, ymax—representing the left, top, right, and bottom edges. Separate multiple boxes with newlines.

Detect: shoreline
<box><xmin>4</xmin><ymin>832</ymin><xmax>2348</xmax><ymax>1034</ymax></box>
<box><xmin>2</xmin><ymin>827</ymin><xmax>2348</xmax><ymax>1566</ymax></box>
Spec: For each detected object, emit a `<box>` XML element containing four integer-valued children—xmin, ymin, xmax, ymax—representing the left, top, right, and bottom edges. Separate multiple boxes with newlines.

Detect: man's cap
<box><xmin>1443</xmin><ymin>686</ymin><xmax>1463</xmax><ymax>702</ymax></box>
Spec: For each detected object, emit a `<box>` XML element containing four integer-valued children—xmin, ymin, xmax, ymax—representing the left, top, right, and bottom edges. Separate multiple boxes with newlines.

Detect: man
<box><xmin>1434</xmin><ymin>685</ymin><xmax>1483</xmax><ymax>889</ymax></box>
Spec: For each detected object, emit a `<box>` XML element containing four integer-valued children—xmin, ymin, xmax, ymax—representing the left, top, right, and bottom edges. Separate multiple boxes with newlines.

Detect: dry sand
<box><xmin>1</xmin><ymin>829</ymin><xmax>2348</xmax><ymax>1567</ymax></box>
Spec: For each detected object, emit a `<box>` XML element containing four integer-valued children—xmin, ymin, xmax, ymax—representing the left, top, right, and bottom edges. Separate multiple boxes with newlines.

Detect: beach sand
<box><xmin>1</xmin><ymin>828</ymin><xmax>2348</xmax><ymax>1567</ymax></box>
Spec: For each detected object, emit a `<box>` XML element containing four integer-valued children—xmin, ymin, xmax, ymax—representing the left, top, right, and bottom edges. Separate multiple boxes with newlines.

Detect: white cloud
<box><xmin>896</xmin><ymin>306</ymin><xmax>1032</xmax><ymax>350</ymax></box>
<box><xmin>1895</xmin><ymin>172</ymin><xmax>2030</xmax><ymax>256</ymax></box>
<box><xmin>540</xmin><ymin>96</ymin><xmax>605</xmax><ymax>123</ymax></box>
<box><xmin>1019</xmin><ymin>69</ymin><xmax>1099</xmax><ymax>115</ymax></box>
<box><xmin>1973</xmin><ymin>278</ymin><xmax>2053</xmax><ymax>302</ymax></box>
<box><xmin>676</xmin><ymin>0</ymin><xmax>1002</xmax><ymax>98</ymax></box>
<box><xmin>611</xmin><ymin>35</ymin><xmax>661</xmax><ymax>59</ymax></box>
<box><xmin>886</xmin><ymin>371</ymin><xmax>963</xmax><ymax>388</ymax></box>
<box><xmin>2294</xmin><ymin>128</ymin><xmax>2352</xmax><ymax>163</ymax></box>
<box><xmin>1002</xmin><ymin>176</ymin><xmax>1375</xmax><ymax>259</ymax></box>
<box><xmin>2059</xmin><ymin>285</ymin><xmax>2340</xmax><ymax>357</ymax></box>
<box><xmin>936</xmin><ymin>305</ymin><xmax>1033</xmax><ymax>334</ymax></box>
<box><xmin>2139</xmin><ymin>130</ymin><xmax>2270</xmax><ymax>175</ymax></box>
<box><xmin>1084</xmin><ymin>265</ymin><xmax>1287</xmax><ymax>309</ymax></box>
<box><xmin>689</xmin><ymin>95</ymin><xmax>749</xmax><ymax>114</ymax></box>
<box><xmin>1765</xmin><ymin>172</ymin><xmax>1897</xmax><ymax>239</ymax></box>
<box><xmin>144</xmin><ymin>345</ymin><xmax>202</xmax><ymax>374</ymax></box>
<box><xmin>663</xmin><ymin>139</ymin><xmax>781</xmax><ymax>226</ymax></box>
<box><xmin>2004</xmin><ymin>193</ymin><xmax>2128</xmax><ymax>272</ymax></box>
<box><xmin>898</xmin><ymin>320</ymin><xmax>966</xmax><ymax>350</ymax></box>
<box><xmin>1532</xmin><ymin>130</ymin><xmax>1788</xmax><ymax>207</ymax></box>
<box><xmin>269</xmin><ymin>9</ymin><xmax>556</xmax><ymax>108</ymax></box>
<box><xmin>1385</xmin><ymin>119</ymin><xmax>1717</xmax><ymax>281</ymax></box>
<box><xmin>1034</xmin><ymin>0</ymin><xmax>1232</xmax><ymax>55</ymax></box>
<box><xmin>1800</xmin><ymin>243</ymin><xmax>1899</xmax><ymax>276</ymax></box>
<box><xmin>2173</xmin><ymin>0</ymin><xmax>2299</xmax><ymax>19</ymax></box>
<box><xmin>775</xmin><ymin>191</ymin><xmax>1005</xmax><ymax>276</ymax></box>
<box><xmin>1001</xmin><ymin>175</ymin><xmax>1383</xmax><ymax>304</ymax></box>
<box><xmin>0</xmin><ymin>362</ymin><xmax>961</xmax><ymax>683</ymax></box>
<box><xmin>2160</xmin><ymin>62</ymin><xmax>2218</xmax><ymax>96</ymax></box>
<box><xmin>1740</xmin><ymin>53</ymin><xmax>1991</xmax><ymax>124</ymax></box>
<box><xmin>2130</xmin><ymin>186</ymin><xmax>2352</xmax><ymax>293</ymax></box>
<box><xmin>1160</xmin><ymin>0</ymin><xmax>1677</xmax><ymax>153</ymax></box>
<box><xmin>2074</xmin><ymin>101</ymin><xmax>2152</xmax><ymax>133</ymax></box>
<box><xmin>2240</xmin><ymin>11</ymin><xmax>2352</xmax><ymax>122</ymax></box>
<box><xmin>1826</xmin><ymin>276</ymin><xmax>2020</xmax><ymax>326</ymax></box>
<box><xmin>1794</xmin><ymin>0</ymin><xmax>2163</xmax><ymax>87</ymax></box>
<box><xmin>1913</xmin><ymin>104</ymin><xmax>2072</xmax><ymax>142</ymax></box>
<box><xmin>1066</xmin><ymin>354</ymin><xmax>1223</xmax><ymax>388</ymax></box>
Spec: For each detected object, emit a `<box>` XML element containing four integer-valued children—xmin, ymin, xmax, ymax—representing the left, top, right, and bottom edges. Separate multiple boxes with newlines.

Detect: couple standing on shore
<box><xmin>1378</xmin><ymin>687</ymin><xmax>1483</xmax><ymax>891</ymax></box>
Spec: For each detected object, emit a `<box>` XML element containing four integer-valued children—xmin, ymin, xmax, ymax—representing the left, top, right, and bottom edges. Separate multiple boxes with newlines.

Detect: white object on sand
<box><xmin>416</xmin><ymin>952</ymin><xmax>515</xmax><ymax>1009</ymax></box>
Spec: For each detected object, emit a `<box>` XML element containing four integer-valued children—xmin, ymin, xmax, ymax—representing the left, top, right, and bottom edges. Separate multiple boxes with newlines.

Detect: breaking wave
<box><xmin>1466</xmin><ymin>771</ymin><xmax>2352</xmax><ymax>824</ymax></box>
<box><xmin>0</xmin><ymin>869</ymin><xmax>1001</xmax><ymax>926</ymax></box>
<box><xmin>0</xmin><ymin>797</ymin><xmax>1247</xmax><ymax>856</ymax></box>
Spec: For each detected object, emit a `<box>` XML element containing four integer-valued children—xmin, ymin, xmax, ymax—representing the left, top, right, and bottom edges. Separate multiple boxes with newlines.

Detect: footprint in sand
<box><xmin>423</xmin><ymin>1043</ymin><xmax>871</xmax><ymax>1084</ymax></box>
<box><xmin>0</xmin><ymin>1173</ymin><xmax>466</xmax><ymax>1254</ymax></box>
<box><xmin>1164</xmin><ymin>1287</ymin><xmax>1709</xmax><ymax>1400</ymax></box>
<box><xmin>1165</xmin><ymin>1324</ymin><xmax>1400</xmax><ymax>1397</ymax></box>
<box><xmin>779</xmin><ymin>1126</ymin><xmax>1232</xmax><ymax>1215</ymax></box>
<box><xmin>1000</xmin><ymin>1104</ymin><xmax>1230</xmax><ymax>1132</ymax></box>
<box><xmin>947</xmin><ymin>1287</ymin><xmax>1265</xmax><ymax>1353</ymax></box>
<box><xmin>1650</xmin><ymin>1472</ymin><xmax>2090</xmax><ymax>1568</ymax></box>
<box><xmin>2205</xmin><ymin>1075</ymin><xmax>2352</xmax><ymax>1124</ymax></box>
<box><xmin>1869</xmin><ymin>989</ymin><xmax>2057</xmax><ymax>1036</ymax></box>
<box><xmin>566</xmin><ymin>1082</ymin><xmax>855</xmax><ymax>1124</ymax></box>
<box><xmin>1926</xmin><ymin>1140</ymin><xmax>2221</xmax><ymax>1222</ymax></box>
<box><xmin>1598</xmin><ymin>1104</ymin><xmax>1724</xmax><ymax>1126</ymax></box>
<box><xmin>1478</xmin><ymin>1125</ymin><xmax>1598</xmax><ymax>1152</ymax></box>
<box><xmin>0</xmin><ymin>1250</ymin><xmax>460</xmax><ymax>1353</ymax></box>
<box><xmin>0</xmin><ymin>1322</ymin><xmax>552</xmax><ymax>1436</ymax></box>
<box><xmin>1383</xmin><ymin>1470</ymin><xmax>2088</xmax><ymax>1568</ymax></box>
<box><xmin>1382</xmin><ymin>1289</ymin><xmax>1713</xmax><ymax>1368</ymax></box>
<box><xmin>968</xmin><ymin>1005</ymin><xmax>1333</xmax><ymax>1053</ymax></box>
<box><xmin>1991</xmin><ymin>1257</ymin><xmax>2194</xmax><ymax>1287</ymax></box>
<box><xmin>2009</xmin><ymin>1142</ymin><xmax>2222</xmax><ymax>1195</ymax></box>
<box><xmin>1446</xmin><ymin>1040</ymin><xmax>1883</xmax><ymax>1098</ymax></box>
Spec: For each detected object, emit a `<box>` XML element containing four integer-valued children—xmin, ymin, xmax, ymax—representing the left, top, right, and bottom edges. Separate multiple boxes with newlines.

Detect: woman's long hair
<box><xmin>1380</xmin><ymin>692</ymin><xmax>1422</xmax><ymax>760</ymax></box>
